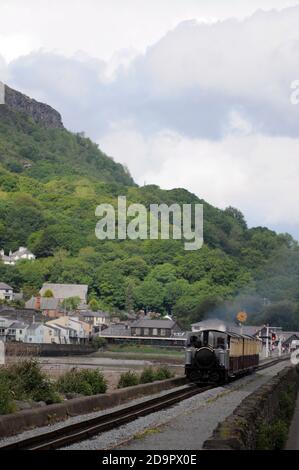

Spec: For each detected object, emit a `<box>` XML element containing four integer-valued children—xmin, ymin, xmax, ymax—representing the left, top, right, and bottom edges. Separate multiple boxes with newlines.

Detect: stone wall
<box><xmin>3</xmin><ymin>83</ymin><xmax>63</xmax><ymax>129</ymax></box>
<box><xmin>0</xmin><ymin>376</ymin><xmax>187</xmax><ymax>439</ymax></box>
<box><xmin>5</xmin><ymin>342</ymin><xmax>96</xmax><ymax>357</ymax></box>
<box><xmin>203</xmin><ymin>366</ymin><xmax>299</xmax><ymax>450</ymax></box>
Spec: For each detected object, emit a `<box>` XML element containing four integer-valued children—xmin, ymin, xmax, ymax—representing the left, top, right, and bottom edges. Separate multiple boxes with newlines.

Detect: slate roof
<box><xmin>40</xmin><ymin>283</ymin><xmax>88</xmax><ymax>302</ymax></box>
<box><xmin>81</xmin><ymin>311</ymin><xmax>110</xmax><ymax>318</ymax></box>
<box><xmin>131</xmin><ymin>318</ymin><xmax>176</xmax><ymax>329</ymax></box>
<box><xmin>0</xmin><ymin>282</ymin><xmax>13</xmax><ymax>290</ymax></box>
<box><xmin>25</xmin><ymin>297</ymin><xmax>60</xmax><ymax>310</ymax></box>
<box><xmin>8</xmin><ymin>321</ymin><xmax>28</xmax><ymax>329</ymax></box>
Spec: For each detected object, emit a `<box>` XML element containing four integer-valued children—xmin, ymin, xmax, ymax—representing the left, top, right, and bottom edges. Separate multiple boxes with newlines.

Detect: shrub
<box><xmin>118</xmin><ymin>371</ymin><xmax>139</xmax><ymax>388</ymax></box>
<box><xmin>1</xmin><ymin>360</ymin><xmax>61</xmax><ymax>404</ymax></box>
<box><xmin>0</xmin><ymin>375</ymin><xmax>16</xmax><ymax>415</ymax></box>
<box><xmin>57</xmin><ymin>368</ymin><xmax>107</xmax><ymax>396</ymax></box>
<box><xmin>140</xmin><ymin>367</ymin><xmax>156</xmax><ymax>384</ymax></box>
<box><xmin>92</xmin><ymin>336</ymin><xmax>107</xmax><ymax>349</ymax></box>
<box><xmin>257</xmin><ymin>420</ymin><xmax>289</xmax><ymax>450</ymax></box>
<box><xmin>154</xmin><ymin>366</ymin><xmax>174</xmax><ymax>381</ymax></box>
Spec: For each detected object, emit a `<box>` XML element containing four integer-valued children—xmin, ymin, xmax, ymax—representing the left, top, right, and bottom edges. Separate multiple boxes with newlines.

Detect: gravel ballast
<box><xmin>64</xmin><ymin>361</ymin><xmax>290</xmax><ymax>450</ymax></box>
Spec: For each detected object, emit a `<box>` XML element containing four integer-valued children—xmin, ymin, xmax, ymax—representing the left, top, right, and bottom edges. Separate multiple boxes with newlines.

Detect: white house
<box><xmin>6</xmin><ymin>321</ymin><xmax>28</xmax><ymax>342</ymax></box>
<box><xmin>24</xmin><ymin>323</ymin><xmax>45</xmax><ymax>343</ymax></box>
<box><xmin>0</xmin><ymin>316</ymin><xmax>14</xmax><ymax>341</ymax></box>
<box><xmin>46</xmin><ymin>316</ymin><xmax>89</xmax><ymax>344</ymax></box>
<box><xmin>0</xmin><ymin>283</ymin><xmax>14</xmax><ymax>301</ymax></box>
<box><xmin>0</xmin><ymin>247</ymin><xmax>35</xmax><ymax>265</ymax></box>
<box><xmin>80</xmin><ymin>311</ymin><xmax>110</xmax><ymax>328</ymax></box>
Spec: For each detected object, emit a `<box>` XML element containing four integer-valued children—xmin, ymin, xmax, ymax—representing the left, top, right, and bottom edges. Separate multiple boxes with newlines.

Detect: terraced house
<box><xmin>0</xmin><ymin>283</ymin><xmax>14</xmax><ymax>301</ymax></box>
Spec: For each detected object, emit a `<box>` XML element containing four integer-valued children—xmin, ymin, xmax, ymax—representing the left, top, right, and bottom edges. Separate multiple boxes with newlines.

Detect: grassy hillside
<box><xmin>0</xmin><ymin>106</ymin><xmax>134</xmax><ymax>185</ymax></box>
<box><xmin>0</xmin><ymin>106</ymin><xmax>298</xmax><ymax>328</ymax></box>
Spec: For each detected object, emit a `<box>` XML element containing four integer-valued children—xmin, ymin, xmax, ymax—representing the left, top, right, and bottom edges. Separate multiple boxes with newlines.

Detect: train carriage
<box><xmin>185</xmin><ymin>329</ymin><xmax>261</xmax><ymax>384</ymax></box>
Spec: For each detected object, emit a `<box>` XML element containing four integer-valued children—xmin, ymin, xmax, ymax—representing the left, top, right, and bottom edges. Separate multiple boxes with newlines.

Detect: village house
<box><xmin>24</xmin><ymin>323</ymin><xmax>45</xmax><ymax>343</ymax></box>
<box><xmin>39</xmin><ymin>283</ymin><xmax>88</xmax><ymax>309</ymax></box>
<box><xmin>46</xmin><ymin>316</ymin><xmax>89</xmax><ymax>344</ymax></box>
<box><xmin>0</xmin><ymin>247</ymin><xmax>35</xmax><ymax>265</ymax></box>
<box><xmin>23</xmin><ymin>322</ymin><xmax>67</xmax><ymax>344</ymax></box>
<box><xmin>80</xmin><ymin>311</ymin><xmax>110</xmax><ymax>330</ymax></box>
<box><xmin>0</xmin><ymin>283</ymin><xmax>14</xmax><ymax>301</ymax></box>
<box><xmin>25</xmin><ymin>296</ymin><xmax>61</xmax><ymax>318</ymax></box>
<box><xmin>6</xmin><ymin>321</ymin><xmax>28</xmax><ymax>342</ymax></box>
<box><xmin>0</xmin><ymin>316</ymin><xmax>15</xmax><ymax>341</ymax></box>
<box><xmin>130</xmin><ymin>317</ymin><xmax>182</xmax><ymax>338</ymax></box>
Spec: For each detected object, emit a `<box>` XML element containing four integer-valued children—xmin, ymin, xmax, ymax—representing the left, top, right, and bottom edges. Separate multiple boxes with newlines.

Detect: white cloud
<box><xmin>99</xmin><ymin>127</ymin><xmax>299</xmax><ymax>235</ymax></box>
<box><xmin>1</xmin><ymin>1</ymin><xmax>299</xmax><ymax>63</ymax></box>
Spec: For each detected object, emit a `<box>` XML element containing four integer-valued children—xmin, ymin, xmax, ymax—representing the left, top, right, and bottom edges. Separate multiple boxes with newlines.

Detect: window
<box><xmin>143</xmin><ymin>328</ymin><xmax>149</xmax><ymax>336</ymax></box>
<box><xmin>135</xmin><ymin>328</ymin><xmax>141</xmax><ymax>335</ymax></box>
<box><xmin>160</xmin><ymin>329</ymin><xmax>166</xmax><ymax>336</ymax></box>
<box><xmin>152</xmin><ymin>328</ymin><xmax>158</xmax><ymax>336</ymax></box>
<box><xmin>19</xmin><ymin>330</ymin><xmax>22</xmax><ymax>334</ymax></box>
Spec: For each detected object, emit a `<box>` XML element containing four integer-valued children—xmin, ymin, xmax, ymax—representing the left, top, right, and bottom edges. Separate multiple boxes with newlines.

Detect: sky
<box><xmin>1</xmin><ymin>0</ymin><xmax>299</xmax><ymax>238</ymax></box>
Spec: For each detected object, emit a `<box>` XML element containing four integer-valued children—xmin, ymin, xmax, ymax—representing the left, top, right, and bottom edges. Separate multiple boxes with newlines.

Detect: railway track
<box><xmin>0</xmin><ymin>383</ymin><xmax>210</xmax><ymax>450</ymax></box>
<box><xmin>0</xmin><ymin>356</ymin><xmax>288</xmax><ymax>451</ymax></box>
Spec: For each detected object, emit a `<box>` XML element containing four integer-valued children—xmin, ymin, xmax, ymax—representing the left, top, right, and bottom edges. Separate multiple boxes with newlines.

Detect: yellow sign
<box><xmin>237</xmin><ymin>311</ymin><xmax>247</xmax><ymax>323</ymax></box>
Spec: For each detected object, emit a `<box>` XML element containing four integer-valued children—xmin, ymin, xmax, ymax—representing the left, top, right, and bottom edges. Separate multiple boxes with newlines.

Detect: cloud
<box><xmin>1</xmin><ymin>4</ymin><xmax>299</xmax><ymax>237</ymax></box>
<box><xmin>100</xmin><ymin>126</ymin><xmax>299</xmax><ymax>236</ymax></box>
<box><xmin>3</xmin><ymin>6</ymin><xmax>299</xmax><ymax>140</ymax></box>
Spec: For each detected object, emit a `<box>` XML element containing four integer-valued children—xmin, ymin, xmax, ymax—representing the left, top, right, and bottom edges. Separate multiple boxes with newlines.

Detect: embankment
<box><xmin>203</xmin><ymin>366</ymin><xmax>299</xmax><ymax>450</ymax></box>
<box><xmin>0</xmin><ymin>376</ymin><xmax>186</xmax><ymax>439</ymax></box>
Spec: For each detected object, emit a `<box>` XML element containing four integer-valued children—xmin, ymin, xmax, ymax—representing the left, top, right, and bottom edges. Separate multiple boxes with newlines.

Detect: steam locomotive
<box><xmin>185</xmin><ymin>329</ymin><xmax>261</xmax><ymax>384</ymax></box>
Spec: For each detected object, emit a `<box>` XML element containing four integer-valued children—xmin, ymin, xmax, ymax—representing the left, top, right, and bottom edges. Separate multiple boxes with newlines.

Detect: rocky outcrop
<box><xmin>1</xmin><ymin>82</ymin><xmax>63</xmax><ymax>129</ymax></box>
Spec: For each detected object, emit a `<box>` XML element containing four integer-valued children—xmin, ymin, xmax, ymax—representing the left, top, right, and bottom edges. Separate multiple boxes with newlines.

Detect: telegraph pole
<box><xmin>266</xmin><ymin>324</ymin><xmax>269</xmax><ymax>358</ymax></box>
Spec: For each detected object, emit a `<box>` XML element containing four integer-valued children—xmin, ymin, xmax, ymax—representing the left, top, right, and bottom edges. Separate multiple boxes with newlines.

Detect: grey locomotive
<box><xmin>185</xmin><ymin>329</ymin><xmax>261</xmax><ymax>384</ymax></box>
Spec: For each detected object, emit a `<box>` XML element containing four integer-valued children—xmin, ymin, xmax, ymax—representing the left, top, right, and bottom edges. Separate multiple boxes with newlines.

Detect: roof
<box><xmin>8</xmin><ymin>321</ymin><xmax>28</xmax><ymax>329</ymax></box>
<box><xmin>25</xmin><ymin>297</ymin><xmax>60</xmax><ymax>310</ymax></box>
<box><xmin>131</xmin><ymin>318</ymin><xmax>176</xmax><ymax>329</ymax></box>
<box><xmin>0</xmin><ymin>317</ymin><xmax>15</xmax><ymax>327</ymax></box>
<box><xmin>0</xmin><ymin>282</ymin><xmax>13</xmax><ymax>290</ymax></box>
<box><xmin>26</xmin><ymin>323</ymin><xmax>44</xmax><ymax>332</ymax></box>
<box><xmin>189</xmin><ymin>329</ymin><xmax>258</xmax><ymax>340</ymax></box>
<box><xmin>81</xmin><ymin>311</ymin><xmax>109</xmax><ymax>318</ymax></box>
<box><xmin>44</xmin><ymin>324</ymin><xmax>62</xmax><ymax>333</ymax></box>
<box><xmin>100</xmin><ymin>324</ymin><xmax>129</xmax><ymax>336</ymax></box>
<box><xmin>40</xmin><ymin>283</ymin><xmax>88</xmax><ymax>301</ymax></box>
<box><xmin>191</xmin><ymin>320</ymin><xmax>263</xmax><ymax>336</ymax></box>
<box><xmin>51</xmin><ymin>323</ymin><xmax>76</xmax><ymax>332</ymax></box>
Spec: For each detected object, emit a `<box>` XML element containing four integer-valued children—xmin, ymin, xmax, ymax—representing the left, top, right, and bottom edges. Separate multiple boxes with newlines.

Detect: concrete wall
<box><xmin>203</xmin><ymin>366</ymin><xmax>299</xmax><ymax>450</ymax></box>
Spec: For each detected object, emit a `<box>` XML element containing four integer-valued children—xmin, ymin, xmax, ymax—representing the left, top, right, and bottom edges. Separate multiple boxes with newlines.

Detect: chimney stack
<box><xmin>35</xmin><ymin>296</ymin><xmax>41</xmax><ymax>310</ymax></box>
